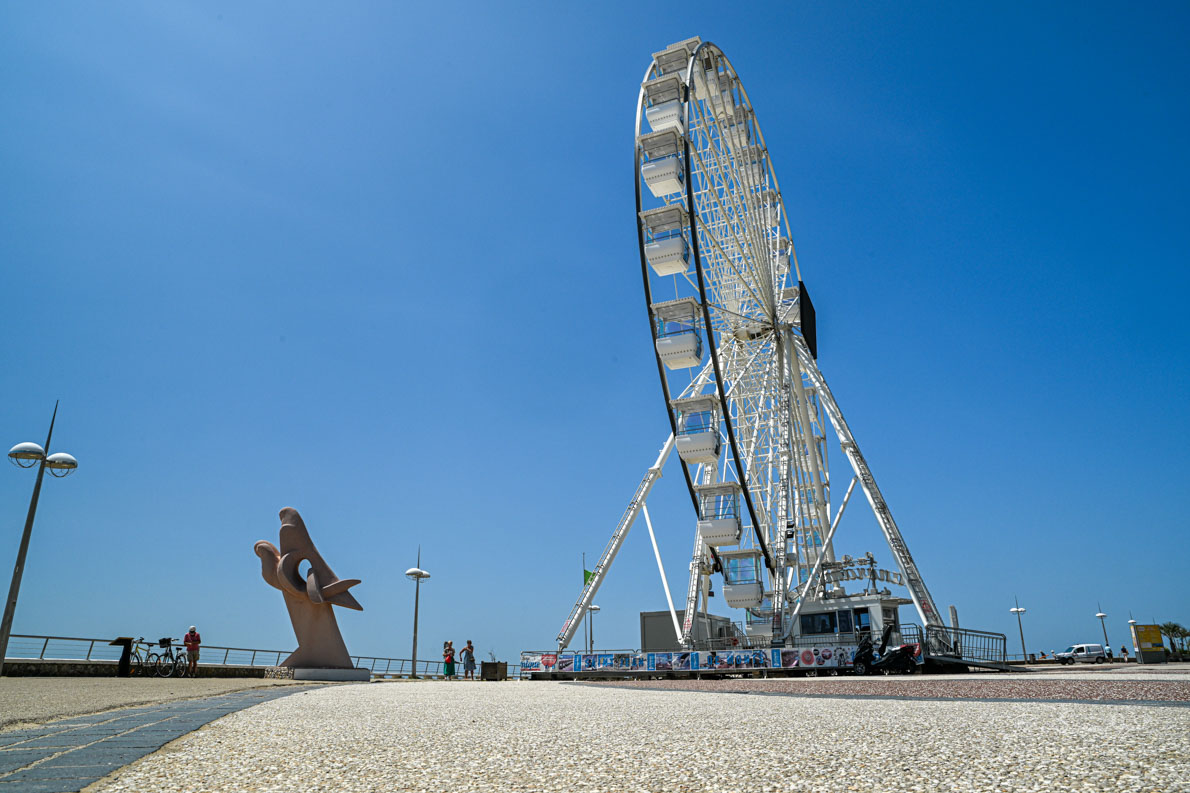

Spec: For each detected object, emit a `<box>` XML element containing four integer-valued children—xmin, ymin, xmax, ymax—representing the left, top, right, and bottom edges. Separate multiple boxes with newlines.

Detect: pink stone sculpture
<box><xmin>254</xmin><ymin>507</ymin><xmax>362</xmax><ymax>669</ymax></box>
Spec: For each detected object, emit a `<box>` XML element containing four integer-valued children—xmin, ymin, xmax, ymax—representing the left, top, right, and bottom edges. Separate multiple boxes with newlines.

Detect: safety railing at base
<box><xmin>899</xmin><ymin>624</ymin><xmax>1007</xmax><ymax>664</ymax></box>
<box><xmin>4</xmin><ymin>634</ymin><xmax>518</xmax><ymax>680</ymax></box>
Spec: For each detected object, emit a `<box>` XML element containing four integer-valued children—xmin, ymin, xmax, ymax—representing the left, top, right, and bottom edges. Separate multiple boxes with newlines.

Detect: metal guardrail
<box><xmin>899</xmin><ymin>624</ymin><xmax>1007</xmax><ymax>664</ymax></box>
<box><xmin>4</xmin><ymin>634</ymin><xmax>519</xmax><ymax>679</ymax></box>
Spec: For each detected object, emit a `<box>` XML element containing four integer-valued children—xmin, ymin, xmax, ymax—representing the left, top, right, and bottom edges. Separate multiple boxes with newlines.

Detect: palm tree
<box><xmin>1158</xmin><ymin>622</ymin><xmax>1184</xmax><ymax>655</ymax></box>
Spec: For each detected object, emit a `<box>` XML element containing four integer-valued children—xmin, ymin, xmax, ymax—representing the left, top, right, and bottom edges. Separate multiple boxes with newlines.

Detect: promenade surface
<box><xmin>0</xmin><ymin>685</ymin><xmax>318</xmax><ymax>792</ymax></box>
<box><xmin>0</xmin><ymin>678</ymin><xmax>307</xmax><ymax>731</ymax></box>
<box><xmin>64</xmin><ymin>667</ymin><xmax>1185</xmax><ymax>793</ymax></box>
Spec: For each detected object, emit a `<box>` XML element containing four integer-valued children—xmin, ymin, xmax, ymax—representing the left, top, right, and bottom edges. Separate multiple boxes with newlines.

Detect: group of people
<box><xmin>441</xmin><ymin>639</ymin><xmax>477</xmax><ymax>680</ymax></box>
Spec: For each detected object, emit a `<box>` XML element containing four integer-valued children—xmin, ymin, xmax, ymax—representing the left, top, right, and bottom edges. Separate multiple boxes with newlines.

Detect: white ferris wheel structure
<box><xmin>557</xmin><ymin>37</ymin><xmax>946</xmax><ymax>653</ymax></box>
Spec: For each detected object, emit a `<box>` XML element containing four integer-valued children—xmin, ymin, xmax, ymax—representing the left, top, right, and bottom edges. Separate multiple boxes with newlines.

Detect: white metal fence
<box><xmin>4</xmin><ymin>634</ymin><xmax>518</xmax><ymax>679</ymax></box>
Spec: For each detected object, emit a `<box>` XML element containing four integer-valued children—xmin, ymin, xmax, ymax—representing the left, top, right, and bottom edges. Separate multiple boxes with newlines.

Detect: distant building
<box><xmin>640</xmin><ymin>610</ymin><xmax>736</xmax><ymax>652</ymax></box>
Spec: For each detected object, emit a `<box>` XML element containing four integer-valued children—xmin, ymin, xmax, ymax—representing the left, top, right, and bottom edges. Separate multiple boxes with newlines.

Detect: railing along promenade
<box><xmin>4</xmin><ymin>634</ymin><xmax>520</xmax><ymax>679</ymax></box>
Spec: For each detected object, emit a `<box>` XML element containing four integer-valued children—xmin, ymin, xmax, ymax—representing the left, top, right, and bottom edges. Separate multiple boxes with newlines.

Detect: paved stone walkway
<box><xmin>0</xmin><ymin>686</ymin><xmax>318</xmax><ymax>793</ymax></box>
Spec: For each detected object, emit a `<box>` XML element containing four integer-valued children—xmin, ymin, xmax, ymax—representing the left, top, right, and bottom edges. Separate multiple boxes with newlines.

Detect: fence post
<box><xmin>86</xmin><ymin>640</ymin><xmax>95</xmax><ymax>661</ymax></box>
<box><xmin>276</xmin><ymin>651</ymin><xmax>281</xmax><ymax>665</ymax></box>
<box><xmin>40</xmin><ymin>637</ymin><xmax>49</xmax><ymax>659</ymax></box>
<box><xmin>250</xmin><ymin>650</ymin><xmax>257</xmax><ymax>666</ymax></box>
<box><xmin>223</xmin><ymin>648</ymin><xmax>230</xmax><ymax>665</ymax></box>
<box><xmin>385</xmin><ymin>659</ymin><xmax>391</xmax><ymax>674</ymax></box>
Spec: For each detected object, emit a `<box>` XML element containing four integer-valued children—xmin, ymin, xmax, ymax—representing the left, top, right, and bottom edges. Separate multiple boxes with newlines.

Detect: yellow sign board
<box><xmin>1132</xmin><ymin>624</ymin><xmax>1163</xmax><ymax>651</ymax></box>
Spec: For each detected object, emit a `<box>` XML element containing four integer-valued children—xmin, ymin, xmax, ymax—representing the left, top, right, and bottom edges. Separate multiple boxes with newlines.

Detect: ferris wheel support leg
<box><xmin>793</xmin><ymin>341</ymin><xmax>945</xmax><ymax>629</ymax></box>
<box><xmin>642</xmin><ymin>503</ymin><xmax>682</xmax><ymax>643</ymax></box>
<box><xmin>555</xmin><ymin>434</ymin><xmax>677</xmax><ymax>652</ymax></box>
<box><xmin>680</xmin><ymin>533</ymin><xmax>706</xmax><ymax>648</ymax></box>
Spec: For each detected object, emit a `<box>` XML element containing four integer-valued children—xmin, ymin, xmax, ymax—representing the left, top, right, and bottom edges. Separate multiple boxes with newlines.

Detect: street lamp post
<box><xmin>1096</xmin><ymin>604</ymin><xmax>1110</xmax><ymax>651</ymax></box>
<box><xmin>1</xmin><ymin>402</ymin><xmax>77</xmax><ymax>677</ymax></box>
<box><xmin>405</xmin><ymin>548</ymin><xmax>430</xmax><ymax>679</ymax></box>
<box><xmin>1009</xmin><ymin>597</ymin><xmax>1027</xmax><ymax>662</ymax></box>
<box><xmin>588</xmin><ymin>604</ymin><xmax>600</xmax><ymax>652</ymax></box>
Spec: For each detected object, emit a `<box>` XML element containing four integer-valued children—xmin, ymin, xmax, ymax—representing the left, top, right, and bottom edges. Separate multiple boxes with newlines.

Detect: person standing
<box><xmin>1106</xmin><ymin>645</ymin><xmax>1114</xmax><ymax>662</ymax></box>
<box><xmin>443</xmin><ymin>641</ymin><xmax>455</xmax><ymax>679</ymax></box>
<box><xmin>1120</xmin><ymin>644</ymin><xmax>1129</xmax><ymax>662</ymax></box>
<box><xmin>184</xmin><ymin>626</ymin><xmax>201</xmax><ymax>677</ymax></box>
<box><xmin>460</xmin><ymin>640</ymin><xmax>477</xmax><ymax>680</ymax></box>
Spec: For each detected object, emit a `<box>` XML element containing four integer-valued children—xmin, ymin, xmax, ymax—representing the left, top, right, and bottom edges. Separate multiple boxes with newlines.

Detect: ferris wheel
<box><xmin>556</xmin><ymin>37</ymin><xmax>944</xmax><ymax>652</ymax></box>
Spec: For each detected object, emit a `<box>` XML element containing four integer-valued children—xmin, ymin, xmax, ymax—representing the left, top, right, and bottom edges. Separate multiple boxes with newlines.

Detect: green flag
<box><xmin>584</xmin><ymin>569</ymin><xmax>594</xmax><ymax>585</ymax></box>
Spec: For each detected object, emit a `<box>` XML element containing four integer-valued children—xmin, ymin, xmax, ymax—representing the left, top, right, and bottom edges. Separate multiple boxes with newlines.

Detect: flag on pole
<box><xmin>584</xmin><ymin>569</ymin><xmax>594</xmax><ymax>585</ymax></box>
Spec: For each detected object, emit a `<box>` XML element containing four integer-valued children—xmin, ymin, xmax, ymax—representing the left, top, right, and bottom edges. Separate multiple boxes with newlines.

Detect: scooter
<box><xmin>852</xmin><ymin>625</ymin><xmax>919</xmax><ymax>675</ymax></box>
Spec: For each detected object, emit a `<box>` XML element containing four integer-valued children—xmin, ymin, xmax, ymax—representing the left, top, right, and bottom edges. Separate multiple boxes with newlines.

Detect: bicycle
<box><xmin>153</xmin><ymin>637</ymin><xmax>188</xmax><ymax>678</ymax></box>
<box><xmin>130</xmin><ymin>637</ymin><xmax>158</xmax><ymax>676</ymax></box>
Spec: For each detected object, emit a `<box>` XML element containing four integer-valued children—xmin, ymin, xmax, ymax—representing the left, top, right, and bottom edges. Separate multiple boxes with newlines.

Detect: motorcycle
<box><xmin>852</xmin><ymin>625</ymin><xmax>919</xmax><ymax>675</ymax></box>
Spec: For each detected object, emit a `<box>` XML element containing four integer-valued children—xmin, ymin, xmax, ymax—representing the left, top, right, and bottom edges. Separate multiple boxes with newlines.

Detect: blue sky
<box><xmin>1</xmin><ymin>2</ymin><xmax>1187</xmax><ymax>664</ymax></box>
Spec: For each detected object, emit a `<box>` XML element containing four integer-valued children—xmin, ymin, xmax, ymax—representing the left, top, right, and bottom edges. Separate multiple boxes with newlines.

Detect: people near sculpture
<box><xmin>443</xmin><ymin>641</ymin><xmax>456</xmax><ymax>679</ymax></box>
<box><xmin>460</xmin><ymin>640</ymin><xmax>477</xmax><ymax>680</ymax></box>
<box><xmin>184</xmin><ymin>626</ymin><xmax>201</xmax><ymax>676</ymax></box>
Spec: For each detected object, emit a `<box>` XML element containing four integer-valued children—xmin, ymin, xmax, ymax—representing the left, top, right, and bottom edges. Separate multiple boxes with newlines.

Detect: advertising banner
<box><xmin>524</xmin><ymin>644</ymin><xmax>860</xmax><ymax>676</ymax></box>
<box><xmin>1132</xmin><ymin>624</ymin><xmax>1163</xmax><ymax>651</ymax></box>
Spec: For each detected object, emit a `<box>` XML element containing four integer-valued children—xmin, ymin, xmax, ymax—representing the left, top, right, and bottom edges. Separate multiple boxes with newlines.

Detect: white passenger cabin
<box><xmin>642</xmin><ymin>37</ymin><xmax>701</xmax><ymax>134</ymax></box>
<box><xmin>670</xmin><ymin>395</ymin><xmax>720</xmax><ymax>464</ymax></box>
<box><xmin>718</xmin><ymin>548</ymin><xmax>764</xmax><ymax>609</ymax></box>
<box><xmin>651</xmin><ymin>297</ymin><xmax>703</xmax><ymax>370</ymax></box>
<box><xmin>640</xmin><ymin>204</ymin><xmax>690</xmax><ymax>277</ymax></box>
<box><xmin>639</xmin><ymin>129</ymin><xmax>684</xmax><ymax>199</ymax></box>
<box><xmin>642</xmin><ymin>73</ymin><xmax>685</xmax><ymax>135</ymax></box>
<box><xmin>694</xmin><ymin>482</ymin><xmax>742</xmax><ymax>547</ymax></box>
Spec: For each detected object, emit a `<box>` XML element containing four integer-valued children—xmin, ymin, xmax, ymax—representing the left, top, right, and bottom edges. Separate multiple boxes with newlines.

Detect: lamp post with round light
<box><xmin>1</xmin><ymin>402</ymin><xmax>78</xmax><ymax>677</ymax></box>
<box><xmin>405</xmin><ymin>548</ymin><xmax>430</xmax><ymax>679</ymax></box>
<box><xmin>1009</xmin><ymin>597</ymin><xmax>1027</xmax><ymax>662</ymax></box>
<box><xmin>588</xmin><ymin>604</ymin><xmax>601</xmax><ymax>652</ymax></box>
<box><xmin>1096</xmin><ymin>605</ymin><xmax>1110</xmax><ymax>651</ymax></box>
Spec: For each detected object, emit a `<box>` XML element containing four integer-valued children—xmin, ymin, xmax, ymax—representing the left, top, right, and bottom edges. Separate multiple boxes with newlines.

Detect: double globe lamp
<box><xmin>0</xmin><ymin>404</ymin><xmax>78</xmax><ymax>676</ymax></box>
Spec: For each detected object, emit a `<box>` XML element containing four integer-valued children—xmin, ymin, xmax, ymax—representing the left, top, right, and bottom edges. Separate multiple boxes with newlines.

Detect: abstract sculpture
<box><xmin>254</xmin><ymin>507</ymin><xmax>362</xmax><ymax>669</ymax></box>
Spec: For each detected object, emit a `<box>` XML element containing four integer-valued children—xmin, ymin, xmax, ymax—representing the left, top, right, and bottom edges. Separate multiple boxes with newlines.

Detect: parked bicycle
<box><xmin>153</xmin><ymin>637</ymin><xmax>188</xmax><ymax>678</ymax></box>
<box><xmin>130</xmin><ymin>637</ymin><xmax>157</xmax><ymax>676</ymax></box>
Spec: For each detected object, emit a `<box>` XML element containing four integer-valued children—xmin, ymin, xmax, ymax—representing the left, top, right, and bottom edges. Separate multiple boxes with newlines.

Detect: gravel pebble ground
<box><xmin>0</xmin><ymin>678</ymin><xmax>306</xmax><ymax>731</ymax></box>
<box><xmin>589</xmin><ymin>670</ymin><xmax>1190</xmax><ymax>702</ymax></box>
<box><xmin>90</xmin><ymin>681</ymin><xmax>1190</xmax><ymax>793</ymax></box>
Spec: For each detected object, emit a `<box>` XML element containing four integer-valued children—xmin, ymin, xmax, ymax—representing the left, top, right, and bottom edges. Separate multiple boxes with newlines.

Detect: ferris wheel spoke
<box><xmin>686</xmin><ymin>127</ymin><xmax>772</xmax><ymax>298</ymax></box>
<box><xmin>689</xmin><ymin>99</ymin><xmax>780</xmax><ymax>306</ymax></box>
<box><xmin>691</xmin><ymin>217</ymin><xmax>767</xmax><ymax>315</ymax></box>
<box><xmin>686</xmin><ymin>136</ymin><xmax>774</xmax><ymax>310</ymax></box>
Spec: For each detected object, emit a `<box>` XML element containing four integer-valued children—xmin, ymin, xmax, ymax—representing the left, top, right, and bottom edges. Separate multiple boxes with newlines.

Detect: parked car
<box><xmin>1055</xmin><ymin>643</ymin><xmax>1107</xmax><ymax>664</ymax></box>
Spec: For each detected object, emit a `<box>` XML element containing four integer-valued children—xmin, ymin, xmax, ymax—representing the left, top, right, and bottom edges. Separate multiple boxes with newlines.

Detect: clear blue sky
<box><xmin>2</xmin><ymin>2</ymin><xmax>1187</xmax><ymax>663</ymax></box>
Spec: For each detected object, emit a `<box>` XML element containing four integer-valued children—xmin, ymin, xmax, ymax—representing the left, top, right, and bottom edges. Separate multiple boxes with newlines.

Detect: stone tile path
<box><xmin>0</xmin><ymin>686</ymin><xmax>317</xmax><ymax>792</ymax></box>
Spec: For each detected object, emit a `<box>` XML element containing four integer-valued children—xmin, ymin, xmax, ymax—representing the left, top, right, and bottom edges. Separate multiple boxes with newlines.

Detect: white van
<box><xmin>1055</xmin><ymin>643</ymin><xmax>1106</xmax><ymax>664</ymax></box>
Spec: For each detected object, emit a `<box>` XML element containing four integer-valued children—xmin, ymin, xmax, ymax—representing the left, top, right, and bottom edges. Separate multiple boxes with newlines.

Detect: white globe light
<box><xmin>8</xmin><ymin>442</ymin><xmax>45</xmax><ymax>468</ymax></box>
<box><xmin>44</xmin><ymin>452</ymin><xmax>78</xmax><ymax>477</ymax></box>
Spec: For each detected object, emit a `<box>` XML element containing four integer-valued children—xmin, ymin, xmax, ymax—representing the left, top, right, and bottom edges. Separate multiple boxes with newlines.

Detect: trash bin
<box><xmin>480</xmin><ymin>661</ymin><xmax>507</xmax><ymax>681</ymax></box>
